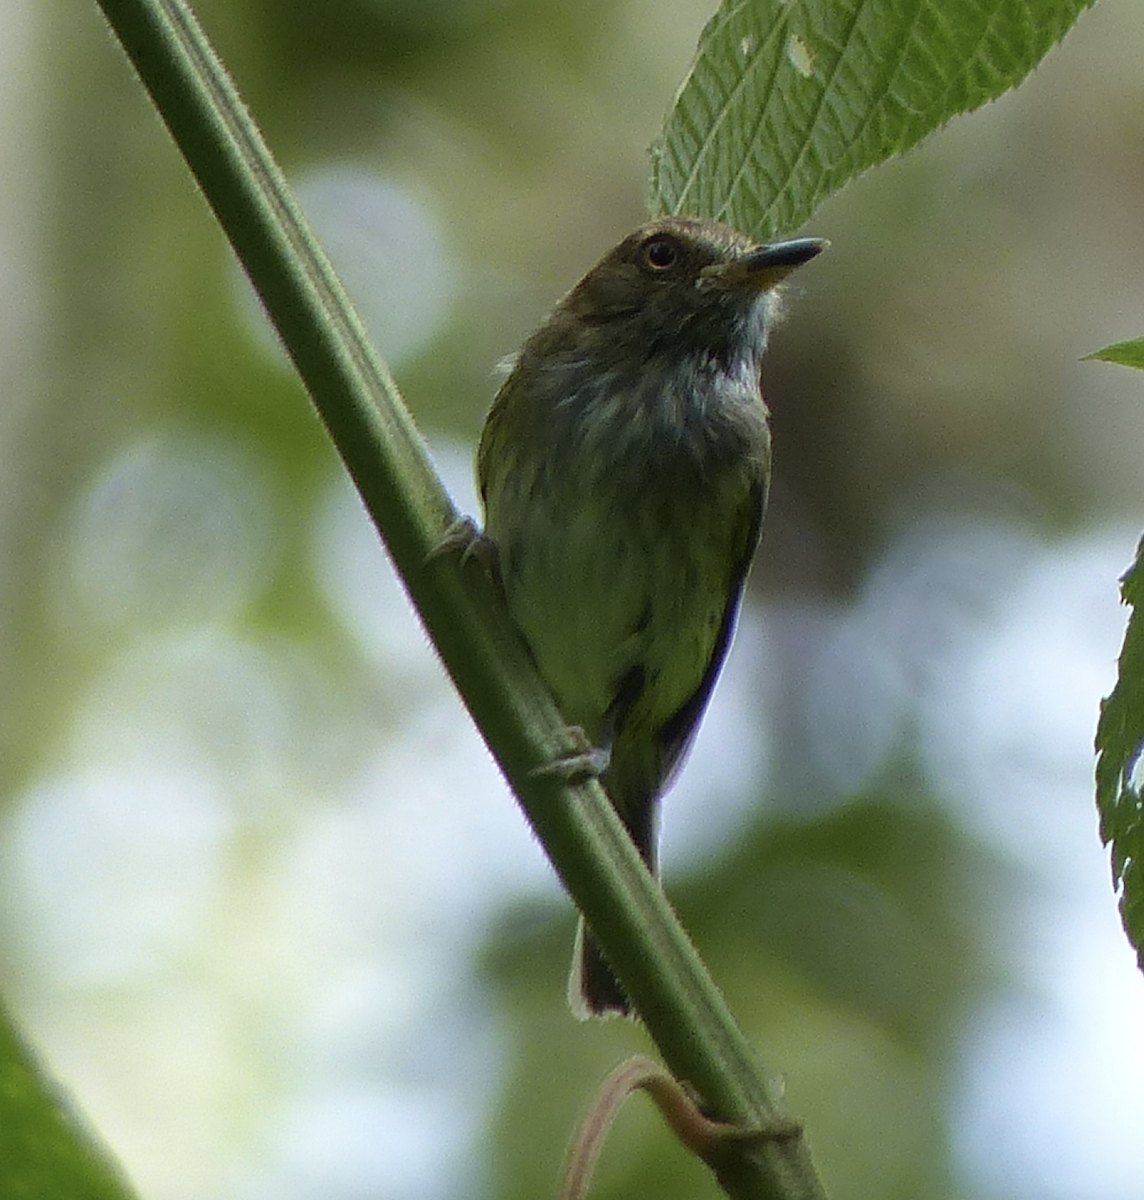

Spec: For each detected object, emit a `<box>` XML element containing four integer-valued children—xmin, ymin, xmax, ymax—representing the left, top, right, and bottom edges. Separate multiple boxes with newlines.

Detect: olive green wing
<box><xmin>654</xmin><ymin>478</ymin><xmax>767</xmax><ymax>790</ymax></box>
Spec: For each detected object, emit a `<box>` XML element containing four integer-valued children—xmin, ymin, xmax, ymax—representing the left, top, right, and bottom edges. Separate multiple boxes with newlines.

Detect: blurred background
<box><xmin>2</xmin><ymin>1</ymin><xmax>1144</xmax><ymax>1198</ymax></box>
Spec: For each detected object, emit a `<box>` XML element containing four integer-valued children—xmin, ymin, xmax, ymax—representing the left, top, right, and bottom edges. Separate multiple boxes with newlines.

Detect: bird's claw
<box><xmin>531</xmin><ymin>728</ymin><xmax>611</xmax><ymax>785</ymax></box>
<box><xmin>426</xmin><ymin>517</ymin><xmax>498</xmax><ymax>573</ymax></box>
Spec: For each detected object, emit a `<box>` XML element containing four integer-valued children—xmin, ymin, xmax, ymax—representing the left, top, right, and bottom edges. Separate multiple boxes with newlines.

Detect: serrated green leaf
<box><xmin>650</xmin><ymin>0</ymin><xmax>1096</xmax><ymax>240</ymax></box>
<box><xmin>1085</xmin><ymin>338</ymin><xmax>1144</xmax><ymax>371</ymax></box>
<box><xmin>1095</xmin><ymin>536</ymin><xmax>1144</xmax><ymax>974</ymax></box>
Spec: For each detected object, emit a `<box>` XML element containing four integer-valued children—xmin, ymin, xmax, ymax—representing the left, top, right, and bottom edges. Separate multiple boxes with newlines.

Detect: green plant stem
<box><xmin>92</xmin><ymin>2</ymin><xmax>828</xmax><ymax>1196</ymax></box>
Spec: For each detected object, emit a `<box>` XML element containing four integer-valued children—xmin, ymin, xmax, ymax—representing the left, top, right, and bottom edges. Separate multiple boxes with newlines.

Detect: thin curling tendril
<box><xmin>558</xmin><ymin>1055</ymin><xmax>804</xmax><ymax>1200</ymax></box>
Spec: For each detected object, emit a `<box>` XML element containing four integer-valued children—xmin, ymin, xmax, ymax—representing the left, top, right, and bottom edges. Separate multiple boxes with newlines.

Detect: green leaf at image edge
<box><xmin>1085</xmin><ymin>338</ymin><xmax>1144</xmax><ymax>371</ymax></box>
<box><xmin>650</xmin><ymin>0</ymin><xmax>1098</xmax><ymax>241</ymax></box>
<box><xmin>1095</xmin><ymin>538</ymin><xmax>1144</xmax><ymax>974</ymax></box>
<box><xmin>0</xmin><ymin>1002</ymin><xmax>137</xmax><ymax>1200</ymax></box>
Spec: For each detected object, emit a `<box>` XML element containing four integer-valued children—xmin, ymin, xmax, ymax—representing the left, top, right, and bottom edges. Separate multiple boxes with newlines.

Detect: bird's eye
<box><xmin>643</xmin><ymin>237</ymin><xmax>680</xmax><ymax>270</ymax></box>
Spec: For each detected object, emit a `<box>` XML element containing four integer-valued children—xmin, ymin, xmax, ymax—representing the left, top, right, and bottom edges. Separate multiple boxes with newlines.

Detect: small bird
<box><xmin>478</xmin><ymin>216</ymin><xmax>825</xmax><ymax>1015</ymax></box>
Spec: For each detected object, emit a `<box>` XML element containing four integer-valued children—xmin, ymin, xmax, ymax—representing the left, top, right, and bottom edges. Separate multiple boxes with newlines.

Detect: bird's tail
<box><xmin>567</xmin><ymin>780</ymin><xmax>657</xmax><ymax>1019</ymax></box>
<box><xmin>569</xmin><ymin>919</ymin><xmax>631</xmax><ymax>1018</ymax></box>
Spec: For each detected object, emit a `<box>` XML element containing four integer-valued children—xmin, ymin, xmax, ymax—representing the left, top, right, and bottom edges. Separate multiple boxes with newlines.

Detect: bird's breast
<box><xmin>551</xmin><ymin>351</ymin><xmax>771</xmax><ymax>490</ymax></box>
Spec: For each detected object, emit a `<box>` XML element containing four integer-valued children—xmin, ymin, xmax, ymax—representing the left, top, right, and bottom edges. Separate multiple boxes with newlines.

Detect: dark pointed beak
<box><xmin>725</xmin><ymin>236</ymin><xmax>829</xmax><ymax>289</ymax></box>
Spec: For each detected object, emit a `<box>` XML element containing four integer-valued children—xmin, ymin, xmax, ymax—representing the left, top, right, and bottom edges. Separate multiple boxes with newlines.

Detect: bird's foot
<box><xmin>531</xmin><ymin>726</ymin><xmax>610</xmax><ymax>785</ymax></box>
<box><xmin>427</xmin><ymin>515</ymin><xmax>479</xmax><ymax>561</ymax></box>
<box><xmin>426</xmin><ymin>517</ymin><xmax>500</xmax><ymax>575</ymax></box>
